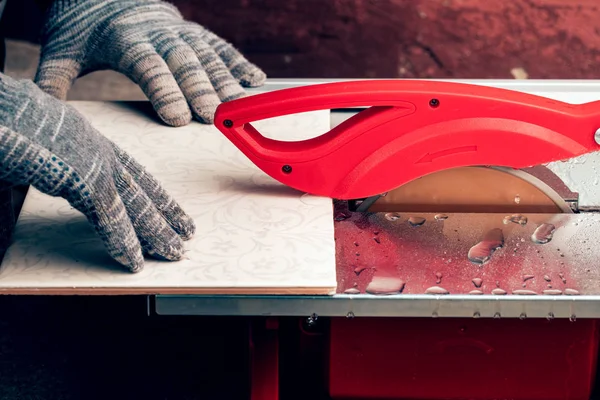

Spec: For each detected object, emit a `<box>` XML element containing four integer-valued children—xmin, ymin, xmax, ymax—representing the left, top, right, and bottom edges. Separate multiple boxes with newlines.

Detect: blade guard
<box><xmin>214</xmin><ymin>80</ymin><xmax>600</xmax><ymax>199</ymax></box>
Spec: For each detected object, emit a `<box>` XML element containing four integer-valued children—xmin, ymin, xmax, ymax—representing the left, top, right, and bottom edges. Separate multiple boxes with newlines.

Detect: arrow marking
<box><xmin>417</xmin><ymin>145</ymin><xmax>478</xmax><ymax>163</ymax></box>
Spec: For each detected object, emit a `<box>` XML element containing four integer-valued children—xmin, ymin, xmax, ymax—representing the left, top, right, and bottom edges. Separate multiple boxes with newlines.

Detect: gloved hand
<box><xmin>0</xmin><ymin>73</ymin><xmax>196</xmax><ymax>272</ymax></box>
<box><xmin>34</xmin><ymin>0</ymin><xmax>266</xmax><ymax>126</ymax></box>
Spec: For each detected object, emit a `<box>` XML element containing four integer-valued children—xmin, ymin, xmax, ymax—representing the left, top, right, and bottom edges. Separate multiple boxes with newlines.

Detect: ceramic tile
<box><xmin>0</xmin><ymin>101</ymin><xmax>336</xmax><ymax>294</ymax></box>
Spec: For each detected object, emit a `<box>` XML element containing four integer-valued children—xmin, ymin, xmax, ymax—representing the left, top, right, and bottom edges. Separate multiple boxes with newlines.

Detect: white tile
<box><xmin>0</xmin><ymin>101</ymin><xmax>337</xmax><ymax>294</ymax></box>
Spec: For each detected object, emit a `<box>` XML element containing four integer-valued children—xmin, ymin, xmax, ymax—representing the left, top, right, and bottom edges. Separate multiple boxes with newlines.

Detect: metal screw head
<box><xmin>429</xmin><ymin>98</ymin><xmax>440</xmax><ymax>108</ymax></box>
<box><xmin>223</xmin><ymin>119</ymin><xmax>233</xmax><ymax>128</ymax></box>
<box><xmin>282</xmin><ymin>165</ymin><xmax>292</xmax><ymax>173</ymax></box>
<box><xmin>595</xmin><ymin>128</ymin><xmax>600</xmax><ymax>145</ymax></box>
<box><xmin>305</xmin><ymin>313</ymin><xmax>318</xmax><ymax>326</ymax></box>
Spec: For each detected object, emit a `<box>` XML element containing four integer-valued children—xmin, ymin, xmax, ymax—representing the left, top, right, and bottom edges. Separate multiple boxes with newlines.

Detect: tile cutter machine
<box><xmin>162</xmin><ymin>79</ymin><xmax>600</xmax><ymax>399</ymax></box>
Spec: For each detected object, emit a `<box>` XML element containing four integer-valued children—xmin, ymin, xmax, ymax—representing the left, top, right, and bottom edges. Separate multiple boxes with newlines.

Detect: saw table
<box><xmin>3</xmin><ymin>79</ymin><xmax>600</xmax><ymax>399</ymax></box>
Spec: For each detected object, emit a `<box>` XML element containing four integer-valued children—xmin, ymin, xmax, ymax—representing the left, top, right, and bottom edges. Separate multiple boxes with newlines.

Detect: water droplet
<box><xmin>366</xmin><ymin>276</ymin><xmax>406</xmax><ymax>295</ymax></box>
<box><xmin>493</xmin><ymin>312</ymin><xmax>501</xmax><ymax>319</ymax></box>
<box><xmin>354</xmin><ymin>266</ymin><xmax>367</xmax><ymax>275</ymax></box>
<box><xmin>531</xmin><ymin>223</ymin><xmax>556</xmax><ymax>244</ymax></box>
<box><xmin>514</xmin><ymin>194</ymin><xmax>521</xmax><ymax>204</ymax></box>
<box><xmin>385</xmin><ymin>212</ymin><xmax>401</xmax><ymax>221</ymax></box>
<box><xmin>432</xmin><ymin>311</ymin><xmax>439</xmax><ymax>318</ymax></box>
<box><xmin>346</xmin><ymin>311</ymin><xmax>355</xmax><ymax>318</ymax></box>
<box><xmin>335</xmin><ymin>211</ymin><xmax>351</xmax><ymax>221</ymax></box>
<box><xmin>543</xmin><ymin>275</ymin><xmax>551</xmax><ymax>282</ymax></box>
<box><xmin>374</xmin><ymin>231</ymin><xmax>379</xmax><ymax>235</ymax></box>
<box><xmin>469</xmin><ymin>290</ymin><xmax>484</xmax><ymax>295</ymax></box>
<box><xmin>564</xmin><ymin>288</ymin><xmax>580</xmax><ymax>295</ymax></box>
<box><xmin>408</xmin><ymin>216</ymin><xmax>426</xmax><ymax>226</ymax></box>
<box><xmin>519</xmin><ymin>312</ymin><xmax>527</xmax><ymax>320</ymax></box>
<box><xmin>472</xmin><ymin>278</ymin><xmax>483</xmax><ymax>288</ymax></box>
<box><xmin>468</xmin><ymin>228</ymin><xmax>504</xmax><ymax>265</ymax></box>
<box><xmin>562</xmin><ymin>278</ymin><xmax>567</xmax><ymax>284</ymax></box>
<box><xmin>473</xmin><ymin>311</ymin><xmax>481</xmax><ymax>318</ymax></box>
<box><xmin>513</xmin><ymin>289</ymin><xmax>537</xmax><ymax>295</ymax></box>
<box><xmin>547</xmin><ymin>312</ymin><xmax>554</xmax><ymax>320</ymax></box>
<box><xmin>355</xmin><ymin>252</ymin><xmax>360</xmax><ymax>257</ymax></box>
<box><xmin>354</xmin><ymin>242</ymin><xmax>359</xmax><ymax>247</ymax></box>
<box><xmin>503</xmin><ymin>214</ymin><xmax>528</xmax><ymax>226</ymax></box>
<box><xmin>492</xmin><ymin>288</ymin><xmax>507</xmax><ymax>295</ymax></box>
<box><xmin>434</xmin><ymin>214</ymin><xmax>448</xmax><ymax>221</ymax></box>
<box><xmin>570</xmin><ymin>314</ymin><xmax>577</xmax><ymax>322</ymax></box>
<box><xmin>425</xmin><ymin>286</ymin><xmax>449</xmax><ymax>295</ymax></box>
<box><xmin>373</xmin><ymin>237</ymin><xmax>381</xmax><ymax>244</ymax></box>
<box><xmin>344</xmin><ymin>288</ymin><xmax>360</xmax><ymax>295</ymax></box>
<box><xmin>559</xmin><ymin>272</ymin><xmax>564</xmax><ymax>278</ymax></box>
<box><xmin>523</xmin><ymin>274</ymin><xmax>534</xmax><ymax>282</ymax></box>
<box><xmin>435</xmin><ymin>272</ymin><xmax>443</xmax><ymax>284</ymax></box>
<box><xmin>543</xmin><ymin>289</ymin><xmax>562</xmax><ymax>295</ymax></box>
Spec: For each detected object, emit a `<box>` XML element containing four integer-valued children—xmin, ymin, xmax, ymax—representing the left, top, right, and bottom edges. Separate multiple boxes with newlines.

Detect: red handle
<box><xmin>214</xmin><ymin>80</ymin><xmax>600</xmax><ymax>199</ymax></box>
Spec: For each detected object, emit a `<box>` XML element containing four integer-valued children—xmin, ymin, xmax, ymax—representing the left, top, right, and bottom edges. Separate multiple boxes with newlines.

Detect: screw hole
<box><xmin>223</xmin><ymin>119</ymin><xmax>233</xmax><ymax>127</ymax></box>
<box><xmin>282</xmin><ymin>165</ymin><xmax>292</xmax><ymax>174</ymax></box>
<box><xmin>429</xmin><ymin>98</ymin><xmax>440</xmax><ymax>108</ymax></box>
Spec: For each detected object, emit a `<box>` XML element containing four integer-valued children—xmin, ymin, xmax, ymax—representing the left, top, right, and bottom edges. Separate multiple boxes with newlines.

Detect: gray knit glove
<box><xmin>0</xmin><ymin>73</ymin><xmax>196</xmax><ymax>272</ymax></box>
<box><xmin>35</xmin><ymin>0</ymin><xmax>266</xmax><ymax>126</ymax></box>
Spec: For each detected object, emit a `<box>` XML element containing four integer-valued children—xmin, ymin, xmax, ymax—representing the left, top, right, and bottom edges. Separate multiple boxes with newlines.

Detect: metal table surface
<box><xmin>155</xmin><ymin>78</ymin><xmax>600</xmax><ymax>319</ymax></box>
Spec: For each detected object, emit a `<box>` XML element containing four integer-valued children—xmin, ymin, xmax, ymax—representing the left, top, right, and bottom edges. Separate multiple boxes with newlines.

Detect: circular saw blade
<box><xmin>364</xmin><ymin>166</ymin><xmax>574</xmax><ymax>214</ymax></box>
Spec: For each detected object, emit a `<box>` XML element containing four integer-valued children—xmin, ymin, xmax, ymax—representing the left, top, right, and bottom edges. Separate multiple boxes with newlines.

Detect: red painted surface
<box><xmin>173</xmin><ymin>0</ymin><xmax>600</xmax><ymax>80</ymax></box>
<box><xmin>328</xmin><ymin>317</ymin><xmax>599</xmax><ymax>399</ymax></box>
<box><xmin>250</xmin><ymin>318</ymin><xmax>279</xmax><ymax>400</ymax></box>
<box><xmin>4</xmin><ymin>1</ymin><xmax>599</xmax><ymax>80</ymax></box>
<box><xmin>215</xmin><ymin>80</ymin><xmax>600</xmax><ymax>199</ymax></box>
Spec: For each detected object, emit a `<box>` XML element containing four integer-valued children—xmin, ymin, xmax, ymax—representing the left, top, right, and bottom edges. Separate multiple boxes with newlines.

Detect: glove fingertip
<box><xmin>174</xmin><ymin>215</ymin><xmax>196</xmax><ymax>241</ymax></box>
<box><xmin>114</xmin><ymin>248</ymin><xmax>145</xmax><ymax>273</ymax></box>
<box><xmin>238</xmin><ymin>67</ymin><xmax>267</xmax><ymax>88</ymax></box>
<box><xmin>156</xmin><ymin>104</ymin><xmax>193</xmax><ymax>127</ymax></box>
<box><xmin>146</xmin><ymin>239</ymin><xmax>185</xmax><ymax>262</ymax></box>
<box><xmin>194</xmin><ymin>107</ymin><xmax>216</xmax><ymax>124</ymax></box>
<box><xmin>34</xmin><ymin>58</ymin><xmax>81</xmax><ymax>100</ymax></box>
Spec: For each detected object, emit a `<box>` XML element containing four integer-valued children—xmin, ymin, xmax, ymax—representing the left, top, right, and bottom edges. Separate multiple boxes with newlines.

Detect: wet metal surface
<box><xmin>155</xmin><ymin>203</ymin><xmax>600</xmax><ymax>319</ymax></box>
<box><xmin>334</xmin><ymin>203</ymin><xmax>600</xmax><ymax>297</ymax></box>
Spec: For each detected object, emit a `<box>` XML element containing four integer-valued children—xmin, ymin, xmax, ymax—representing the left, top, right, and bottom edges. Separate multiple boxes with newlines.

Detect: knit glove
<box><xmin>35</xmin><ymin>0</ymin><xmax>266</xmax><ymax>126</ymax></box>
<box><xmin>0</xmin><ymin>73</ymin><xmax>196</xmax><ymax>272</ymax></box>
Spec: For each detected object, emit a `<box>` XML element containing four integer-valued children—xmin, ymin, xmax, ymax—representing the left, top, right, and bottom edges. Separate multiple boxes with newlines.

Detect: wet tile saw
<box><xmin>208</xmin><ymin>79</ymin><xmax>600</xmax><ymax>400</ymax></box>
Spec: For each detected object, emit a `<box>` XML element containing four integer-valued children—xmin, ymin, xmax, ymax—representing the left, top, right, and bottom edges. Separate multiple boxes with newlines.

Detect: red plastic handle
<box><xmin>214</xmin><ymin>80</ymin><xmax>600</xmax><ymax>199</ymax></box>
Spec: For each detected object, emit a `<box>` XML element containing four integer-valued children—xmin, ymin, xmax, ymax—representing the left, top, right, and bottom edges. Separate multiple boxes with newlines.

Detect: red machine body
<box><xmin>223</xmin><ymin>82</ymin><xmax>600</xmax><ymax>400</ymax></box>
<box><xmin>215</xmin><ymin>80</ymin><xmax>600</xmax><ymax>199</ymax></box>
<box><xmin>327</xmin><ymin>317</ymin><xmax>599</xmax><ymax>400</ymax></box>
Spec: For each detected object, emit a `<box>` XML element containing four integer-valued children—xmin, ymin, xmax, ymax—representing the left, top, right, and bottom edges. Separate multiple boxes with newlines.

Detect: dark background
<box><xmin>2</xmin><ymin>0</ymin><xmax>600</xmax><ymax>80</ymax></box>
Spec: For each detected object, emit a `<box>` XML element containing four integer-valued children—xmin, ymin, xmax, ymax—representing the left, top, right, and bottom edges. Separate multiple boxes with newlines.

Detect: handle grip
<box><xmin>214</xmin><ymin>80</ymin><xmax>600</xmax><ymax>199</ymax></box>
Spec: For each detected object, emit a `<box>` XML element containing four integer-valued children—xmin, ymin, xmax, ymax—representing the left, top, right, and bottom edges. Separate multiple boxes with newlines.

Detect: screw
<box><xmin>223</xmin><ymin>119</ymin><xmax>233</xmax><ymax>127</ymax></box>
<box><xmin>306</xmin><ymin>313</ymin><xmax>318</xmax><ymax>327</ymax></box>
<box><xmin>282</xmin><ymin>165</ymin><xmax>292</xmax><ymax>174</ymax></box>
<box><xmin>595</xmin><ymin>128</ymin><xmax>600</xmax><ymax>145</ymax></box>
<box><xmin>429</xmin><ymin>98</ymin><xmax>440</xmax><ymax>108</ymax></box>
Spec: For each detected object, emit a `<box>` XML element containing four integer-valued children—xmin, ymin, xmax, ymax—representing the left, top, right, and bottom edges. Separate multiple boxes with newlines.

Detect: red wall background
<box><xmin>3</xmin><ymin>0</ymin><xmax>600</xmax><ymax>79</ymax></box>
